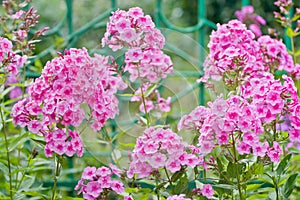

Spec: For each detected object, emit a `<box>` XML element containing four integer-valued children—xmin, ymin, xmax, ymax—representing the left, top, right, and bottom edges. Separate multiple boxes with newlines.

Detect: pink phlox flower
<box><xmin>86</xmin><ymin>181</ymin><xmax>102</xmax><ymax>198</ymax></box>
<box><xmin>201</xmin><ymin>184</ymin><xmax>214</xmax><ymax>199</ymax></box>
<box><xmin>210</xmin><ymin>97</ymin><xmax>228</xmax><ymax>116</ymax></box>
<box><xmin>109</xmin><ymin>164</ymin><xmax>123</xmax><ymax>177</ymax></box>
<box><xmin>167</xmin><ymin>194</ymin><xmax>191</xmax><ymax>200</ymax></box>
<box><xmin>236</xmin><ymin>141</ymin><xmax>251</xmax><ymax>155</ymax></box>
<box><xmin>96</xmin><ymin>167</ymin><xmax>111</xmax><ymax>177</ymax></box>
<box><xmin>124</xmin><ymin>196</ymin><xmax>133</xmax><ymax>200</ymax></box>
<box><xmin>243</xmin><ymin>132</ymin><xmax>258</xmax><ymax>145</ymax></box>
<box><xmin>267</xmin><ymin>142</ymin><xmax>283</xmax><ymax>162</ymax></box>
<box><xmin>82</xmin><ymin>166</ymin><xmax>97</xmax><ymax>180</ymax></box>
<box><xmin>252</xmin><ymin>141</ymin><xmax>268</xmax><ymax>157</ymax></box>
<box><xmin>110</xmin><ymin>180</ymin><xmax>124</xmax><ymax>194</ymax></box>
<box><xmin>178</xmin><ymin>106</ymin><xmax>210</xmax><ymax>130</ymax></box>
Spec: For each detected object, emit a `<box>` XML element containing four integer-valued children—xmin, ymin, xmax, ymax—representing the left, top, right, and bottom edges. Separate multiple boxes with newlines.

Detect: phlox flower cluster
<box><xmin>0</xmin><ymin>37</ymin><xmax>27</xmax><ymax>75</ymax></box>
<box><xmin>179</xmin><ymin>94</ymin><xmax>284</xmax><ymax>162</ymax></box>
<box><xmin>199</xmin><ymin>19</ymin><xmax>300</xmax><ymax>159</ymax></box>
<box><xmin>202</xmin><ymin>20</ymin><xmax>299</xmax><ymax>85</ymax></box>
<box><xmin>258</xmin><ymin>35</ymin><xmax>294</xmax><ymax>75</ymax></box>
<box><xmin>102</xmin><ymin>7</ymin><xmax>163</xmax><ymax>50</ymax></box>
<box><xmin>75</xmin><ymin>165</ymin><xmax>124</xmax><ymax>200</ymax></box>
<box><xmin>131</xmin><ymin>83</ymin><xmax>171</xmax><ymax>114</ymax></box>
<box><xmin>241</xmin><ymin>73</ymin><xmax>300</xmax><ymax>151</ymax></box>
<box><xmin>124</xmin><ymin>47</ymin><xmax>173</xmax><ymax>82</ymax></box>
<box><xmin>202</xmin><ymin>20</ymin><xmax>263</xmax><ymax>83</ymax></box>
<box><xmin>240</xmin><ymin>73</ymin><xmax>298</xmax><ymax>123</ymax></box>
<box><xmin>102</xmin><ymin>7</ymin><xmax>173</xmax><ymax>83</ymax></box>
<box><xmin>11</xmin><ymin>48</ymin><xmax>126</xmax><ymax>157</ymax></box>
<box><xmin>235</xmin><ymin>6</ymin><xmax>266</xmax><ymax>37</ymax></box>
<box><xmin>127</xmin><ymin>127</ymin><xmax>200</xmax><ymax>178</ymax></box>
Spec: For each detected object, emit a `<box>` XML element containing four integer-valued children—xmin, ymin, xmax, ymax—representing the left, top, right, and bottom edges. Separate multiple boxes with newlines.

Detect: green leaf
<box><xmin>246</xmin><ymin>183</ymin><xmax>263</xmax><ymax>191</ymax></box>
<box><xmin>8</xmin><ymin>132</ymin><xmax>29</xmax><ymax>152</ymax></box>
<box><xmin>117</xmin><ymin>93</ymin><xmax>135</xmax><ymax>97</ymax></box>
<box><xmin>54</xmin><ymin>35</ymin><xmax>64</xmax><ymax>48</ymax></box>
<box><xmin>227</xmin><ymin>162</ymin><xmax>236</xmax><ymax>178</ymax></box>
<box><xmin>227</xmin><ymin>162</ymin><xmax>244</xmax><ymax>179</ymax></box>
<box><xmin>291</xmin><ymin>14</ymin><xmax>300</xmax><ymax>22</ymax></box>
<box><xmin>0</xmin><ymin>162</ymin><xmax>9</xmax><ymax>175</ymax></box>
<box><xmin>294</xmin><ymin>50</ymin><xmax>300</xmax><ymax>57</ymax></box>
<box><xmin>18</xmin><ymin>175</ymin><xmax>35</xmax><ymax>191</ymax></box>
<box><xmin>283</xmin><ymin>173</ymin><xmax>298</xmax><ymax>198</ymax></box>
<box><xmin>34</xmin><ymin>59</ymin><xmax>43</xmax><ymax>69</ymax></box>
<box><xmin>118</xmin><ymin>142</ymin><xmax>136</xmax><ymax>149</ymax></box>
<box><xmin>144</xmin><ymin>83</ymin><xmax>157</xmax><ymax>97</ymax></box>
<box><xmin>174</xmin><ymin>174</ymin><xmax>189</xmax><ymax>194</ymax></box>
<box><xmin>247</xmin><ymin>193</ymin><xmax>268</xmax><ymax>200</ymax></box>
<box><xmin>0</xmin><ymin>74</ymin><xmax>6</xmax><ymax>85</ymax></box>
<box><xmin>125</xmin><ymin>187</ymin><xmax>138</xmax><ymax>193</ymax></box>
<box><xmin>31</xmin><ymin>138</ymin><xmax>46</xmax><ymax>147</ymax></box>
<box><xmin>171</xmin><ymin>169</ymin><xmax>185</xmax><ymax>182</ymax></box>
<box><xmin>213</xmin><ymin>184</ymin><xmax>234</xmax><ymax>190</ymax></box>
<box><xmin>276</xmin><ymin>154</ymin><xmax>292</xmax><ymax>175</ymax></box>
<box><xmin>216</xmin><ymin>157</ymin><xmax>224</xmax><ymax>173</ymax></box>
<box><xmin>286</xmin><ymin>27</ymin><xmax>296</xmax><ymax>38</ymax></box>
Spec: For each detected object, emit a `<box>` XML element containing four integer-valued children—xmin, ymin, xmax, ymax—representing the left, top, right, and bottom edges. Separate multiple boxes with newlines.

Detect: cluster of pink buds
<box><xmin>131</xmin><ymin>83</ymin><xmax>171</xmax><ymax>114</ymax></box>
<box><xmin>0</xmin><ymin>37</ymin><xmax>27</xmax><ymax>75</ymax></box>
<box><xmin>2</xmin><ymin>1</ymin><xmax>49</xmax><ymax>53</ymax></box>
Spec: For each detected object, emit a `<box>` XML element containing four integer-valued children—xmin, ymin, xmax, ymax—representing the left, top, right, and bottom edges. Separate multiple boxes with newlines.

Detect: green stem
<box><xmin>137</xmin><ymin>69</ymin><xmax>150</xmax><ymax>127</ymax></box>
<box><xmin>274</xmin><ymin>179</ymin><xmax>279</xmax><ymax>200</ymax></box>
<box><xmin>231</xmin><ymin>134</ymin><xmax>244</xmax><ymax>200</ymax></box>
<box><xmin>164</xmin><ymin>167</ymin><xmax>173</xmax><ymax>193</ymax></box>
<box><xmin>51</xmin><ymin>156</ymin><xmax>61</xmax><ymax>200</ymax></box>
<box><xmin>290</xmin><ymin>35</ymin><xmax>296</xmax><ymax>64</ymax></box>
<box><xmin>0</xmin><ymin>106</ymin><xmax>13</xmax><ymax>199</ymax></box>
<box><xmin>155</xmin><ymin>176</ymin><xmax>160</xmax><ymax>200</ymax></box>
<box><xmin>16</xmin><ymin>155</ymin><xmax>32</xmax><ymax>191</ymax></box>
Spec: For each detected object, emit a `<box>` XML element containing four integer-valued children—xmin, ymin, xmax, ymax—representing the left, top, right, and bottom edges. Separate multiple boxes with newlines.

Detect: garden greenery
<box><xmin>0</xmin><ymin>0</ymin><xmax>300</xmax><ymax>199</ymax></box>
